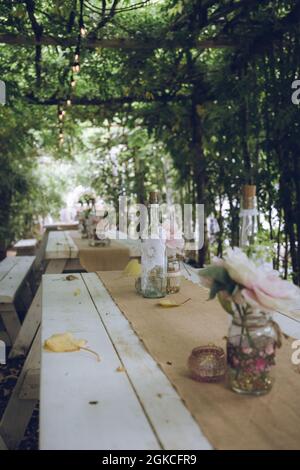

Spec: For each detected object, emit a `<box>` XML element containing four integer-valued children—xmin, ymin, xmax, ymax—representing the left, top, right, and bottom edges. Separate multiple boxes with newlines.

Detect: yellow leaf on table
<box><xmin>158</xmin><ymin>298</ymin><xmax>191</xmax><ymax>308</ymax></box>
<box><xmin>44</xmin><ymin>332</ymin><xmax>86</xmax><ymax>352</ymax></box>
<box><xmin>44</xmin><ymin>332</ymin><xmax>100</xmax><ymax>361</ymax></box>
<box><xmin>121</xmin><ymin>259</ymin><xmax>141</xmax><ymax>278</ymax></box>
<box><xmin>73</xmin><ymin>288</ymin><xmax>81</xmax><ymax>296</ymax></box>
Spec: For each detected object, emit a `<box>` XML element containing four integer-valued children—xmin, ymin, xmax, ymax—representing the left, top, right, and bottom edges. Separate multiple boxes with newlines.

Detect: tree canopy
<box><xmin>0</xmin><ymin>1</ymin><xmax>300</xmax><ymax>283</ymax></box>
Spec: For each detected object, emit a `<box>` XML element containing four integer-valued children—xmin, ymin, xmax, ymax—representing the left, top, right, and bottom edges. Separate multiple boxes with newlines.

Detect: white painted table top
<box><xmin>104</xmin><ymin>230</ymin><xmax>141</xmax><ymax>258</ymax></box>
<box><xmin>40</xmin><ymin>267</ymin><xmax>300</xmax><ymax>450</ymax></box>
<box><xmin>44</xmin><ymin>222</ymin><xmax>79</xmax><ymax>231</ymax></box>
<box><xmin>40</xmin><ymin>273</ymin><xmax>209</xmax><ymax>450</ymax></box>
<box><xmin>0</xmin><ymin>256</ymin><xmax>35</xmax><ymax>303</ymax></box>
<box><xmin>45</xmin><ymin>231</ymin><xmax>78</xmax><ymax>260</ymax></box>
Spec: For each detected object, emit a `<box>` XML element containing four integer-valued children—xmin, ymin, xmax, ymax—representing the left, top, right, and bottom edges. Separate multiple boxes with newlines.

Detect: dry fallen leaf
<box><xmin>121</xmin><ymin>259</ymin><xmax>141</xmax><ymax>278</ymax></box>
<box><xmin>158</xmin><ymin>298</ymin><xmax>191</xmax><ymax>308</ymax></box>
<box><xmin>116</xmin><ymin>366</ymin><xmax>125</xmax><ymax>372</ymax></box>
<box><xmin>44</xmin><ymin>332</ymin><xmax>86</xmax><ymax>352</ymax></box>
<box><xmin>44</xmin><ymin>332</ymin><xmax>100</xmax><ymax>362</ymax></box>
<box><xmin>66</xmin><ymin>274</ymin><xmax>79</xmax><ymax>281</ymax></box>
<box><xmin>73</xmin><ymin>288</ymin><xmax>81</xmax><ymax>296</ymax></box>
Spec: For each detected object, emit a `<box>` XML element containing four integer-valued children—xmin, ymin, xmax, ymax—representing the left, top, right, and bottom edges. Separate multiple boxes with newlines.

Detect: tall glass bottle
<box><xmin>239</xmin><ymin>185</ymin><xmax>258</xmax><ymax>251</ymax></box>
<box><xmin>141</xmin><ymin>191</ymin><xmax>167</xmax><ymax>298</ymax></box>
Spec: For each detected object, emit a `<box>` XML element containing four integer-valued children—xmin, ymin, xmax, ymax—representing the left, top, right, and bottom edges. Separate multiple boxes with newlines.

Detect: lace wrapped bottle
<box><xmin>141</xmin><ymin>191</ymin><xmax>167</xmax><ymax>298</ymax></box>
<box><xmin>166</xmin><ymin>255</ymin><xmax>181</xmax><ymax>294</ymax></box>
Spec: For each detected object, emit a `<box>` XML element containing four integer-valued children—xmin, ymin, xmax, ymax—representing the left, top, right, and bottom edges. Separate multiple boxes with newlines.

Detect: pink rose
<box><xmin>222</xmin><ymin>248</ymin><xmax>300</xmax><ymax>315</ymax></box>
<box><xmin>233</xmin><ymin>357</ymin><xmax>240</xmax><ymax>367</ymax></box>
<box><xmin>242</xmin><ymin>271</ymin><xmax>300</xmax><ymax>314</ymax></box>
<box><xmin>242</xmin><ymin>347</ymin><xmax>253</xmax><ymax>355</ymax></box>
<box><xmin>255</xmin><ymin>358</ymin><xmax>267</xmax><ymax>372</ymax></box>
<box><xmin>265</xmin><ymin>343</ymin><xmax>274</xmax><ymax>356</ymax></box>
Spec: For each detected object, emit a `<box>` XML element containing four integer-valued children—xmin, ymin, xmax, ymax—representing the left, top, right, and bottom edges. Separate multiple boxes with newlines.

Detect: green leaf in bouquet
<box><xmin>199</xmin><ymin>266</ymin><xmax>236</xmax><ymax>298</ymax></box>
<box><xmin>217</xmin><ymin>292</ymin><xmax>234</xmax><ymax>315</ymax></box>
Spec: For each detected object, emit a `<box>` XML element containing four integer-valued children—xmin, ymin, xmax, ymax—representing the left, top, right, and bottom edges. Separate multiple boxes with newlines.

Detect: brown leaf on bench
<box><xmin>66</xmin><ymin>275</ymin><xmax>79</xmax><ymax>281</ymax></box>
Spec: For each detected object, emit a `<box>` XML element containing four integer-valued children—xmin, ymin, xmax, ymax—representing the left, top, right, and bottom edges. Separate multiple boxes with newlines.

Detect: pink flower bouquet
<box><xmin>199</xmin><ymin>247</ymin><xmax>300</xmax><ymax>316</ymax></box>
<box><xmin>199</xmin><ymin>248</ymin><xmax>300</xmax><ymax>394</ymax></box>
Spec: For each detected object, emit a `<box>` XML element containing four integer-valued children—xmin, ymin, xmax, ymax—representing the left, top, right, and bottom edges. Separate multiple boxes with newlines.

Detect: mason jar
<box><xmin>227</xmin><ymin>310</ymin><xmax>278</xmax><ymax>395</ymax></box>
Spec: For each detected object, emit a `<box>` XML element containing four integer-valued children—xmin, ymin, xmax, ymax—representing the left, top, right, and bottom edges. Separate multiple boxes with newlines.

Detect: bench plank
<box><xmin>10</xmin><ymin>259</ymin><xmax>67</xmax><ymax>358</ymax></box>
<box><xmin>14</xmin><ymin>239</ymin><xmax>37</xmax><ymax>249</ymax></box>
<box><xmin>0</xmin><ymin>256</ymin><xmax>35</xmax><ymax>303</ymax></box>
<box><xmin>45</xmin><ymin>231</ymin><xmax>78</xmax><ymax>260</ymax></box>
<box><xmin>40</xmin><ymin>274</ymin><xmax>160</xmax><ymax>450</ymax></box>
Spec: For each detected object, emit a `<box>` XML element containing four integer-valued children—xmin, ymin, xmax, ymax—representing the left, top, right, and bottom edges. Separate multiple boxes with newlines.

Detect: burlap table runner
<box><xmin>97</xmin><ymin>271</ymin><xmax>300</xmax><ymax>450</ymax></box>
<box><xmin>70</xmin><ymin>232</ymin><xmax>130</xmax><ymax>272</ymax></box>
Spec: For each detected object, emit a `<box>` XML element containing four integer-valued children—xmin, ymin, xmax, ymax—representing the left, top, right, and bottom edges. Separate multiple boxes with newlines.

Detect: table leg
<box><xmin>0</xmin><ymin>306</ymin><xmax>21</xmax><ymax>345</ymax></box>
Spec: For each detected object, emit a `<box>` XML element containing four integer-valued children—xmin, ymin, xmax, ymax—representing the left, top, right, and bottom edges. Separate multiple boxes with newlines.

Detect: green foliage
<box><xmin>199</xmin><ymin>266</ymin><xmax>236</xmax><ymax>299</ymax></box>
<box><xmin>0</xmin><ymin>0</ymin><xmax>299</xmax><ymax>282</ymax></box>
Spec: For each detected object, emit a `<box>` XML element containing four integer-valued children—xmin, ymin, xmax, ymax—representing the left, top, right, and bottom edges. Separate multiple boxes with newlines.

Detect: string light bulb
<box><xmin>71</xmin><ymin>78</ymin><xmax>76</xmax><ymax>88</ymax></box>
<box><xmin>72</xmin><ymin>61</ymin><xmax>80</xmax><ymax>73</ymax></box>
<box><xmin>67</xmin><ymin>98</ymin><xmax>72</xmax><ymax>106</ymax></box>
<box><xmin>58</xmin><ymin>111</ymin><xmax>65</xmax><ymax>121</ymax></box>
<box><xmin>80</xmin><ymin>26</ymin><xmax>86</xmax><ymax>37</ymax></box>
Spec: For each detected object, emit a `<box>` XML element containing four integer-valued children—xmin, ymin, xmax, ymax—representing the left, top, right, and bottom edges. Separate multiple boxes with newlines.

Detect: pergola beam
<box><xmin>0</xmin><ymin>33</ymin><xmax>234</xmax><ymax>50</ymax></box>
<box><xmin>26</xmin><ymin>94</ymin><xmax>190</xmax><ymax>106</ymax></box>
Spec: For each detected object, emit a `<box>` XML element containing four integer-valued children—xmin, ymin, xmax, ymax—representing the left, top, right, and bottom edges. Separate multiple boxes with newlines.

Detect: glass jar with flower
<box><xmin>199</xmin><ymin>248</ymin><xmax>300</xmax><ymax>396</ymax></box>
<box><xmin>226</xmin><ymin>300</ymin><xmax>278</xmax><ymax>395</ymax></box>
<box><xmin>78</xmin><ymin>193</ymin><xmax>96</xmax><ymax>239</ymax></box>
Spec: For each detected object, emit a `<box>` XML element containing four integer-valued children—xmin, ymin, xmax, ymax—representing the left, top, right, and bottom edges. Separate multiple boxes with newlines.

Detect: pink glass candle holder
<box><xmin>188</xmin><ymin>344</ymin><xmax>226</xmax><ymax>383</ymax></box>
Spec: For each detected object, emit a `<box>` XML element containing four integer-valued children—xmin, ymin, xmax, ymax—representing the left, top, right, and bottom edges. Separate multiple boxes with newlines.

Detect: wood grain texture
<box><xmin>40</xmin><ymin>274</ymin><xmax>160</xmax><ymax>450</ymax></box>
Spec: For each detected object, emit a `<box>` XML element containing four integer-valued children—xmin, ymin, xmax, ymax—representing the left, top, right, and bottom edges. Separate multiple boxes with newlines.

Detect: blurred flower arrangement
<box><xmin>77</xmin><ymin>193</ymin><xmax>96</xmax><ymax>239</ymax></box>
<box><xmin>199</xmin><ymin>248</ymin><xmax>300</xmax><ymax>395</ymax></box>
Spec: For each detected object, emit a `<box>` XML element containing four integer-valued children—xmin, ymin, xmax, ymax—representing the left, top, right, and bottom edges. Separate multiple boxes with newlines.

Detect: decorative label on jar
<box><xmin>141</xmin><ymin>238</ymin><xmax>166</xmax><ymax>298</ymax></box>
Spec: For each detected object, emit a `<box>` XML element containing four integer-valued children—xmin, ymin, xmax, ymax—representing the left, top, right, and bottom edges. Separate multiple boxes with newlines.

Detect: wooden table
<box><xmin>39</xmin><ymin>271</ymin><xmax>300</xmax><ymax>450</ymax></box>
<box><xmin>45</xmin><ymin>230</ymin><xmax>80</xmax><ymax>273</ymax></box>
<box><xmin>45</xmin><ymin>230</ymin><xmax>140</xmax><ymax>274</ymax></box>
<box><xmin>40</xmin><ymin>272</ymin><xmax>209</xmax><ymax>450</ymax></box>
<box><xmin>44</xmin><ymin>222</ymin><xmax>79</xmax><ymax>232</ymax></box>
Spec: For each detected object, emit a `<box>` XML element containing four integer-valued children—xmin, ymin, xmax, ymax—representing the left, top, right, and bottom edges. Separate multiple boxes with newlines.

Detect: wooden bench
<box><xmin>14</xmin><ymin>239</ymin><xmax>38</xmax><ymax>257</ymax></box>
<box><xmin>0</xmin><ymin>256</ymin><xmax>35</xmax><ymax>346</ymax></box>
